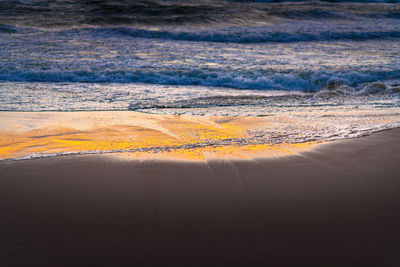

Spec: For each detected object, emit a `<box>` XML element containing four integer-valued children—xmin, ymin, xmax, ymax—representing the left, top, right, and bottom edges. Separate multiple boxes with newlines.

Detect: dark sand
<box><xmin>1</xmin><ymin>129</ymin><xmax>400</xmax><ymax>266</ymax></box>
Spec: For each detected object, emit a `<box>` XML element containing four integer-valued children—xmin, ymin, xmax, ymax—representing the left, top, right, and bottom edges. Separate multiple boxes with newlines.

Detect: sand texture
<box><xmin>0</xmin><ymin>111</ymin><xmax>317</xmax><ymax>161</ymax></box>
<box><xmin>0</xmin><ymin>128</ymin><xmax>400</xmax><ymax>266</ymax></box>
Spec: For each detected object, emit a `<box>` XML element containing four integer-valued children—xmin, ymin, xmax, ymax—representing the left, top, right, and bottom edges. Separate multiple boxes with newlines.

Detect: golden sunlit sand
<box><xmin>0</xmin><ymin>111</ymin><xmax>317</xmax><ymax>161</ymax></box>
<box><xmin>1</xmin><ymin>127</ymin><xmax>400</xmax><ymax>266</ymax></box>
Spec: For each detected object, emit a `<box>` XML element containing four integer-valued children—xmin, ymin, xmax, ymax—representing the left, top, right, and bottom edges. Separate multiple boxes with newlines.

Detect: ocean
<box><xmin>1</xmin><ymin>0</ymin><xmax>400</xmax><ymax>145</ymax></box>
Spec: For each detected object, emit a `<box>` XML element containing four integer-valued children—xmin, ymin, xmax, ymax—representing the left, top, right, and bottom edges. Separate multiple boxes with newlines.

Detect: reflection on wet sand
<box><xmin>0</xmin><ymin>111</ymin><xmax>316</xmax><ymax>161</ymax></box>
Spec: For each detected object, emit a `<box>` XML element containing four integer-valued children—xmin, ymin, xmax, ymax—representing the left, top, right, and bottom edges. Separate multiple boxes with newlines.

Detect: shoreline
<box><xmin>1</xmin><ymin>128</ymin><xmax>400</xmax><ymax>266</ymax></box>
<box><xmin>1</xmin><ymin>124</ymin><xmax>399</xmax><ymax>164</ymax></box>
<box><xmin>1</xmin><ymin>110</ymin><xmax>399</xmax><ymax>162</ymax></box>
<box><xmin>0</xmin><ymin>111</ymin><xmax>319</xmax><ymax>161</ymax></box>
<box><xmin>0</xmin><ymin>125</ymin><xmax>398</xmax><ymax>163</ymax></box>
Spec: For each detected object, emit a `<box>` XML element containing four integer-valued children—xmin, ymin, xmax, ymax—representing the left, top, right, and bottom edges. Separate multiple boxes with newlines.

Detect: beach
<box><xmin>2</xmin><ymin>0</ymin><xmax>400</xmax><ymax>265</ymax></box>
<box><xmin>1</xmin><ymin>125</ymin><xmax>399</xmax><ymax>266</ymax></box>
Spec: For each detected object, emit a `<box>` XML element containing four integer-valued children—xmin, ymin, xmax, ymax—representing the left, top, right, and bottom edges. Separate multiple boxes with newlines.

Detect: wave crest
<box><xmin>1</xmin><ymin>69</ymin><xmax>399</xmax><ymax>92</ymax></box>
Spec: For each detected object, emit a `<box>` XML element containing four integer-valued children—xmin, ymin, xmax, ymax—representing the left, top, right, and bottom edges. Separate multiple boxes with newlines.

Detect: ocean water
<box><xmin>1</xmin><ymin>0</ymin><xmax>400</xmax><ymax>148</ymax></box>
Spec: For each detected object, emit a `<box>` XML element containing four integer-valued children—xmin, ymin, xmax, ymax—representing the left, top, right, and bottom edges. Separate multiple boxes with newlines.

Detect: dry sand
<box><xmin>0</xmin><ymin>128</ymin><xmax>400</xmax><ymax>266</ymax></box>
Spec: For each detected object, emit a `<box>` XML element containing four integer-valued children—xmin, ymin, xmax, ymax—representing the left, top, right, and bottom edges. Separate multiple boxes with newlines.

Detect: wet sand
<box><xmin>0</xmin><ymin>128</ymin><xmax>400</xmax><ymax>266</ymax></box>
<box><xmin>0</xmin><ymin>111</ymin><xmax>317</xmax><ymax>161</ymax></box>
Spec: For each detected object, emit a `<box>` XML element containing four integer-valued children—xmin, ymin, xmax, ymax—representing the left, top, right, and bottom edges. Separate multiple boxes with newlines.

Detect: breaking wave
<box><xmin>1</xmin><ymin>69</ymin><xmax>399</xmax><ymax>92</ymax></box>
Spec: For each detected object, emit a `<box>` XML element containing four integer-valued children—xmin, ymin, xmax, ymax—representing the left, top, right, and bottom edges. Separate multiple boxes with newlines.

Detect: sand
<box><xmin>0</xmin><ymin>127</ymin><xmax>400</xmax><ymax>266</ymax></box>
<box><xmin>0</xmin><ymin>111</ymin><xmax>318</xmax><ymax>161</ymax></box>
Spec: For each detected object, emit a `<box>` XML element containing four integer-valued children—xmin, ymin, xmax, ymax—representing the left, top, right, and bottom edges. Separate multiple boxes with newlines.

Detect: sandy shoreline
<box><xmin>0</xmin><ymin>111</ymin><xmax>320</xmax><ymax>161</ymax></box>
<box><xmin>1</xmin><ymin>128</ymin><xmax>400</xmax><ymax>266</ymax></box>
